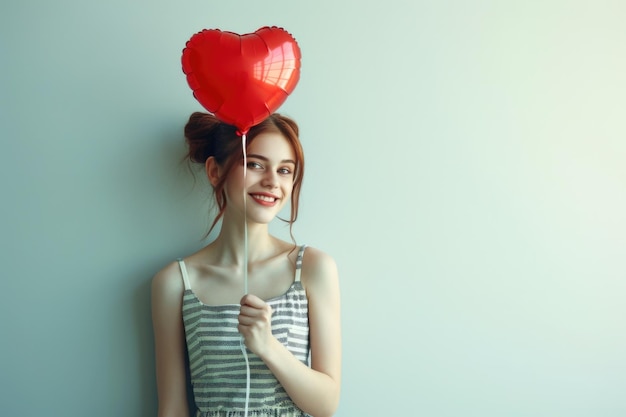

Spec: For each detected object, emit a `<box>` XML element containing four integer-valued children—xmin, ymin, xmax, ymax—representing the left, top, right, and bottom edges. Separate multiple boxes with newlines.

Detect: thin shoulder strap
<box><xmin>177</xmin><ymin>258</ymin><xmax>191</xmax><ymax>290</ymax></box>
<box><xmin>294</xmin><ymin>245</ymin><xmax>307</xmax><ymax>283</ymax></box>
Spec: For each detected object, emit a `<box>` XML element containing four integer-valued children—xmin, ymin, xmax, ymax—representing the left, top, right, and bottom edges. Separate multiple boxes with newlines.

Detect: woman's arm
<box><xmin>152</xmin><ymin>262</ymin><xmax>191</xmax><ymax>417</ymax></box>
<box><xmin>238</xmin><ymin>247</ymin><xmax>342</xmax><ymax>417</ymax></box>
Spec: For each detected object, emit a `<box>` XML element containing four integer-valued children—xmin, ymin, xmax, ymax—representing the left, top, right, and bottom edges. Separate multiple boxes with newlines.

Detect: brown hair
<box><xmin>184</xmin><ymin>112</ymin><xmax>305</xmax><ymax>236</ymax></box>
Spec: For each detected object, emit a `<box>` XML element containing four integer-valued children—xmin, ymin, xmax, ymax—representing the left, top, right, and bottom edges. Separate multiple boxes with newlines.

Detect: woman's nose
<box><xmin>261</xmin><ymin>170</ymin><xmax>279</xmax><ymax>188</ymax></box>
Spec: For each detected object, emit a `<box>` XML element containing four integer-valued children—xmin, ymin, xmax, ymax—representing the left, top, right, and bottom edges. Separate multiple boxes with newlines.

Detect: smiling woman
<box><xmin>151</xmin><ymin>112</ymin><xmax>341</xmax><ymax>417</ymax></box>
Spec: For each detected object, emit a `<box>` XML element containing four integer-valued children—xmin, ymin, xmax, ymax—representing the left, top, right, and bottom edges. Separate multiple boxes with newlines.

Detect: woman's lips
<box><xmin>250</xmin><ymin>193</ymin><xmax>279</xmax><ymax>206</ymax></box>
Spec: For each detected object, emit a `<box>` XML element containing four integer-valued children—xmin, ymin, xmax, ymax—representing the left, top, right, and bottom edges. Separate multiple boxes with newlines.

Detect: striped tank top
<box><xmin>179</xmin><ymin>245</ymin><xmax>310</xmax><ymax>417</ymax></box>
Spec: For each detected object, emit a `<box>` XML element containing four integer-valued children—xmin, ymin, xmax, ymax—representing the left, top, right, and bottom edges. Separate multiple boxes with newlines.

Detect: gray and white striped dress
<box><xmin>179</xmin><ymin>245</ymin><xmax>310</xmax><ymax>417</ymax></box>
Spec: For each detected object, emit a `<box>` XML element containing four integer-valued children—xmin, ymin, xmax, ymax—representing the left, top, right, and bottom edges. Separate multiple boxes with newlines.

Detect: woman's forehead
<box><xmin>248</xmin><ymin>132</ymin><xmax>295</xmax><ymax>160</ymax></box>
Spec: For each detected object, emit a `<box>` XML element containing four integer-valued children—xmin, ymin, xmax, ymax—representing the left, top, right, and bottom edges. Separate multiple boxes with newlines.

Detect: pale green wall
<box><xmin>1</xmin><ymin>1</ymin><xmax>625</xmax><ymax>416</ymax></box>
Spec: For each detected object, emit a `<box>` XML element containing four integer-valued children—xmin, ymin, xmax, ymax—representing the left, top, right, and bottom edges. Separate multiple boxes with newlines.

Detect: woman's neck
<box><xmin>211</xmin><ymin>219</ymin><xmax>278</xmax><ymax>266</ymax></box>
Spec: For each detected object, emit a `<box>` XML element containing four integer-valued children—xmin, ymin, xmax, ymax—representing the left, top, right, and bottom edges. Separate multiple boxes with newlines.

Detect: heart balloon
<box><xmin>181</xmin><ymin>26</ymin><xmax>301</xmax><ymax>134</ymax></box>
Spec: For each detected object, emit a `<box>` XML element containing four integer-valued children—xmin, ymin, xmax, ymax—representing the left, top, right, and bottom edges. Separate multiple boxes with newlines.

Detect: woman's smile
<box><xmin>250</xmin><ymin>192</ymin><xmax>280</xmax><ymax>206</ymax></box>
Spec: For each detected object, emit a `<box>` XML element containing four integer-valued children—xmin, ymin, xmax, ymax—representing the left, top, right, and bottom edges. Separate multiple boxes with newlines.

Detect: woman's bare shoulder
<box><xmin>300</xmin><ymin>245</ymin><xmax>339</xmax><ymax>289</ymax></box>
<box><xmin>152</xmin><ymin>260</ymin><xmax>185</xmax><ymax>298</ymax></box>
<box><xmin>302</xmin><ymin>245</ymin><xmax>336</xmax><ymax>266</ymax></box>
<box><xmin>152</xmin><ymin>243</ymin><xmax>213</xmax><ymax>290</ymax></box>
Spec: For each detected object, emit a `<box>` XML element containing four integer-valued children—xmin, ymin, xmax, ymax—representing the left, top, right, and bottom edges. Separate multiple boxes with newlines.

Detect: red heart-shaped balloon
<box><xmin>181</xmin><ymin>26</ymin><xmax>301</xmax><ymax>134</ymax></box>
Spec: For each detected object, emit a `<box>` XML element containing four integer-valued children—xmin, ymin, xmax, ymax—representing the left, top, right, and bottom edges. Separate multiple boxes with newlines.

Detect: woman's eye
<box><xmin>247</xmin><ymin>161</ymin><xmax>263</xmax><ymax>169</ymax></box>
<box><xmin>279</xmin><ymin>167</ymin><xmax>293</xmax><ymax>175</ymax></box>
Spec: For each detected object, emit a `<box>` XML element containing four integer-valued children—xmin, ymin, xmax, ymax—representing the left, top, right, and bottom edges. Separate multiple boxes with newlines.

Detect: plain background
<box><xmin>1</xmin><ymin>1</ymin><xmax>625</xmax><ymax>416</ymax></box>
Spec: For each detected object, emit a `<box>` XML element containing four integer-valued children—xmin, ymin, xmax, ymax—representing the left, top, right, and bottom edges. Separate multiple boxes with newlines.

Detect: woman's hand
<box><xmin>238</xmin><ymin>294</ymin><xmax>275</xmax><ymax>357</ymax></box>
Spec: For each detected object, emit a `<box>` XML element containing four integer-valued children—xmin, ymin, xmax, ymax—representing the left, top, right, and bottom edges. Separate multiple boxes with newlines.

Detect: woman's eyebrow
<box><xmin>247</xmin><ymin>154</ymin><xmax>296</xmax><ymax>165</ymax></box>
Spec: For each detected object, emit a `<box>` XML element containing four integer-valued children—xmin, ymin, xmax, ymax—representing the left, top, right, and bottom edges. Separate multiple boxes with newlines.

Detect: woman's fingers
<box><xmin>239</xmin><ymin>304</ymin><xmax>262</xmax><ymax>318</ymax></box>
<box><xmin>238</xmin><ymin>296</ymin><xmax>271</xmax><ymax>327</ymax></box>
<box><xmin>240</xmin><ymin>293</ymin><xmax>265</xmax><ymax>308</ymax></box>
<box><xmin>238</xmin><ymin>312</ymin><xmax>261</xmax><ymax>326</ymax></box>
<box><xmin>238</xmin><ymin>295</ymin><xmax>274</xmax><ymax>355</ymax></box>
<box><xmin>240</xmin><ymin>295</ymin><xmax>272</xmax><ymax>320</ymax></box>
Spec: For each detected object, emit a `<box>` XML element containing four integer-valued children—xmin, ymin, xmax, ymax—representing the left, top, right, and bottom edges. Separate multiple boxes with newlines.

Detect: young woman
<box><xmin>151</xmin><ymin>112</ymin><xmax>341</xmax><ymax>417</ymax></box>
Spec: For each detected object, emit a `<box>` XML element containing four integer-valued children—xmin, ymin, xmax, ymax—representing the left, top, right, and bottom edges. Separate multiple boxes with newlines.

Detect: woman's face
<box><xmin>224</xmin><ymin>132</ymin><xmax>296</xmax><ymax>225</ymax></box>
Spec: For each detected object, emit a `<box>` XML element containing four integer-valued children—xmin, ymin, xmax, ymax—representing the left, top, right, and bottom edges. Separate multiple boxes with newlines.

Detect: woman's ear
<box><xmin>206</xmin><ymin>157</ymin><xmax>221</xmax><ymax>186</ymax></box>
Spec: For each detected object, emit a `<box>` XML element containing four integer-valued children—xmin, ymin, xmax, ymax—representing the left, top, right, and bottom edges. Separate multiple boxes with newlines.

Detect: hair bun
<box><xmin>184</xmin><ymin>112</ymin><xmax>237</xmax><ymax>164</ymax></box>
